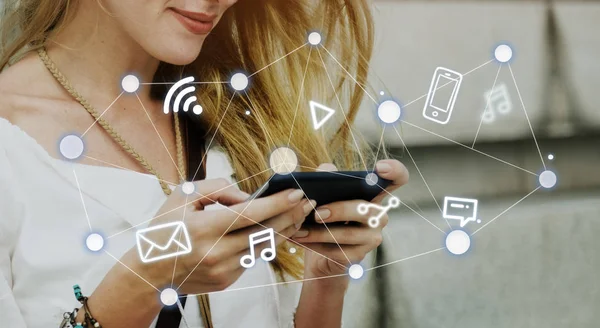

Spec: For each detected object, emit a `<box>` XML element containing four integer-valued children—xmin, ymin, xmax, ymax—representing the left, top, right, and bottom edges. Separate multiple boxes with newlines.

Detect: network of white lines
<box><xmin>59</xmin><ymin>31</ymin><xmax>556</xmax><ymax>308</ymax></box>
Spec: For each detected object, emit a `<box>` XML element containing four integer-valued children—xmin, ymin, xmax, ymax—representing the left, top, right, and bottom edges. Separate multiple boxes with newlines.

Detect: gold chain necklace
<box><xmin>37</xmin><ymin>47</ymin><xmax>214</xmax><ymax>328</ymax></box>
<box><xmin>37</xmin><ymin>47</ymin><xmax>184</xmax><ymax>195</ymax></box>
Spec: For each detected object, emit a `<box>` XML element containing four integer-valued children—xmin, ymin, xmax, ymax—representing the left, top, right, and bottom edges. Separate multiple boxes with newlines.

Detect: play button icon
<box><xmin>309</xmin><ymin>100</ymin><xmax>336</xmax><ymax>130</ymax></box>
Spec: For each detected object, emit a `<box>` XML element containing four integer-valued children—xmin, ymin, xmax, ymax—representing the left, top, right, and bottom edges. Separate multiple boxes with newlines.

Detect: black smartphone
<box><xmin>249</xmin><ymin>171</ymin><xmax>392</xmax><ymax>225</ymax></box>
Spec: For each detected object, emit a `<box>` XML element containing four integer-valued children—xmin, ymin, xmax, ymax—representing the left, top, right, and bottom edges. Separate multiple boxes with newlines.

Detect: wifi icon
<box><xmin>163</xmin><ymin>77</ymin><xmax>203</xmax><ymax>115</ymax></box>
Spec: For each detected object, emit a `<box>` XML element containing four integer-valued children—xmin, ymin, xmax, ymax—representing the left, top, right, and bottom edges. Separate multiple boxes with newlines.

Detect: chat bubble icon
<box><xmin>443</xmin><ymin>197</ymin><xmax>479</xmax><ymax>227</ymax></box>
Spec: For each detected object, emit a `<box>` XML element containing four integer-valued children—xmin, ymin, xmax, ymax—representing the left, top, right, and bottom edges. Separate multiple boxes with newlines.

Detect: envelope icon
<box><xmin>136</xmin><ymin>221</ymin><xmax>192</xmax><ymax>263</ymax></box>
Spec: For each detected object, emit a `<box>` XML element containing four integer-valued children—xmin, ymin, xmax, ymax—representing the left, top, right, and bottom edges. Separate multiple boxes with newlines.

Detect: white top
<box><xmin>0</xmin><ymin>117</ymin><xmax>301</xmax><ymax>328</ymax></box>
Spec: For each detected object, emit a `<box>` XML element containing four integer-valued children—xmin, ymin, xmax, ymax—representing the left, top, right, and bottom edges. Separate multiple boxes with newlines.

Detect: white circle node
<box><xmin>269</xmin><ymin>147</ymin><xmax>298</xmax><ymax>175</ymax></box>
<box><xmin>160</xmin><ymin>288</ymin><xmax>178</xmax><ymax>306</ymax></box>
<box><xmin>289</xmin><ymin>247</ymin><xmax>297</xmax><ymax>254</ymax></box>
<box><xmin>365</xmin><ymin>173</ymin><xmax>379</xmax><ymax>186</ymax></box>
<box><xmin>379</xmin><ymin>91</ymin><xmax>385</xmax><ymax>96</ymax></box>
<box><xmin>446</xmin><ymin>230</ymin><xmax>471</xmax><ymax>255</ymax></box>
<box><xmin>182</xmin><ymin>182</ymin><xmax>195</xmax><ymax>195</ymax></box>
<box><xmin>308</xmin><ymin>32</ymin><xmax>322</xmax><ymax>45</ymax></box>
<box><xmin>121</xmin><ymin>75</ymin><xmax>140</xmax><ymax>93</ymax></box>
<box><xmin>245</xmin><ymin>110</ymin><xmax>251</xmax><ymax>115</ymax></box>
<box><xmin>377</xmin><ymin>100</ymin><xmax>402</xmax><ymax>124</ymax></box>
<box><xmin>494</xmin><ymin>44</ymin><xmax>513</xmax><ymax>63</ymax></box>
<box><xmin>193</xmin><ymin>105</ymin><xmax>203</xmax><ymax>115</ymax></box>
<box><xmin>86</xmin><ymin>233</ymin><xmax>104</xmax><ymax>252</ymax></box>
<box><xmin>539</xmin><ymin>170</ymin><xmax>557</xmax><ymax>189</ymax></box>
<box><xmin>548</xmin><ymin>154</ymin><xmax>555</xmax><ymax>160</ymax></box>
<box><xmin>348</xmin><ymin>264</ymin><xmax>364</xmax><ymax>280</ymax></box>
<box><xmin>60</xmin><ymin>135</ymin><xmax>85</xmax><ymax>160</ymax></box>
<box><xmin>231</xmin><ymin>73</ymin><xmax>249</xmax><ymax>91</ymax></box>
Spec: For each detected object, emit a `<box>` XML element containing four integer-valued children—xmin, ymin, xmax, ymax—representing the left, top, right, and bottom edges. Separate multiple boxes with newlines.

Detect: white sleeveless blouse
<box><xmin>0</xmin><ymin>117</ymin><xmax>301</xmax><ymax>327</ymax></box>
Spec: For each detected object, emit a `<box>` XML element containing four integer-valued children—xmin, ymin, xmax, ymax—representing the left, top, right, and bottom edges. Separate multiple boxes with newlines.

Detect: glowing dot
<box><xmin>365</xmin><ymin>173</ymin><xmax>379</xmax><ymax>186</ymax></box>
<box><xmin>477</xmin><ymin>219</ymin><xmax>481</xmax><ymax>224</ymax></box>
<box><xmin>182</xmin><ymin>182</ymin><xmax>195</xmax><ymax>195</ymax></box>
<box><xmin>289</xmin><ymin>247</ymin><xmax>297</xmax><ymax>254</ymax></box>
<box><xmin>539</xmin><ymin>170</ymin><xmax>557</xmax><ymax>189</ymax></box>
<box><xmin>308</xmin><ymin>32</ymin><xmax>322</xmax><ymax>45</ymax></box>
<box><xmin>59</xmin><ymin>135</ymin><xmax>84</xmax><ymax>160</ymax></box>
<box><xmin>494</xmin><ymin>44</ymin><xmax>513</xmax><ymax>63</ymax></box>
<box><xmin>121</xmin><ymin>75</ymin><xmax>140</xmax><ymax>93</ymax></box>
<box><xmin>379</xmin><ymin>91</ymin><xmax>385</xmax><ymax>96</ymax></box>
<box><xmin>193</xmin><ymin>105</ymin><xmax>203</xmax><ymax>115</ymax></box>
<box><xmin>377</xmin><ymin>100</ymin><xmax>402</xmax><ymax>124</ymax></box>
<box><xmin>446</xmin><ymin>230</ymin><xmax>471</xmax><ymax>255</ymax></box>
<box><xmin>269</xmin><ymin>147</ymin><xmax>298</xmax><ymax>175</ymax></box>
<box><xmin>160</xmin><ymin>288</ymin><xmax>178</xmax><ymax>306</ymax></box>
<box><xmin>548</xmin><ymin>154</ymin><xmax>554</xmax><ymax>160</ymax></box>
<box><xmin>245</xmin><ymin>110</ymin><xmax>251</xmax><ymax>115</ymax></box>
<box><xmin>231</xmin><ymin>73</ymin><xmax>249</xmax><ymax>91</ymax></box>
<box><xmin>348</xmin><ymin>264</ymin><xmax>364</xmax><ymax>280</ymax></box>
<box><xmin>86</xmin><ymin>233</ymin><xmax>104</xmax><ymax>252</ymax></box>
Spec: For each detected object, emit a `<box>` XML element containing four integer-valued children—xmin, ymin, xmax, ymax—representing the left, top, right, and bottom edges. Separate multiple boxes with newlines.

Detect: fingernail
<box><xmin>294</xmin><ymin>229</ymin><xmax>309</xmax><ymax>238</ymax></box>
<box><xmin>303</xmin><ymin>200</ymin><xmax>317</xmax><ymax>216</ymax></box>
<box><xmin>239</xmin><ymin>191</ymin><xmax>251</xmax><ymax>198</ymax></box>
<box><xmin>315</xmin><ymin>208</ymin><xmax>331</xmax><ymax>222</ymax></box>
<box><xmin>376</xmin><ymin>162</ymin><xmax>392</xmax><ymax>174</ymax></box>
<box><xmin>288</xmin><ymin>189</ymin><xmax>305</xmax><ymax>203</ymax></box>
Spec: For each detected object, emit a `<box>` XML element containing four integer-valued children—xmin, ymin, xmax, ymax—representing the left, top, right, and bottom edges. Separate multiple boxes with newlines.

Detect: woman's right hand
<box><xmin>131</xmin><ymin>178</ymin><xmax>313</xmax><ymax>295</ymax></box>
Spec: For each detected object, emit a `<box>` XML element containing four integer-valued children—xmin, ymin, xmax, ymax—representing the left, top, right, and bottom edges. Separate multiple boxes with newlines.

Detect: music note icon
<box><xmin>240</xmin><ymin>228</ymin><xmax>277</xmax><ymax>269</ymax></box>
<box><xmin>482</xmin><ymin>83</ymin><xmax>512</xmax><ymax>123</ymax></box>
<box><xmin>357</xmin><ymin>196</ymin><xmax>400</xmax><ymax>228</ymax></box>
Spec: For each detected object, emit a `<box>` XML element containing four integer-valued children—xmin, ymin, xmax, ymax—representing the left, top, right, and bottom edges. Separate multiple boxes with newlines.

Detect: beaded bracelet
<box><xmin>59</xmin><ymin>285</ymin><xmax>102</xmax><ymax>328</ymax></box>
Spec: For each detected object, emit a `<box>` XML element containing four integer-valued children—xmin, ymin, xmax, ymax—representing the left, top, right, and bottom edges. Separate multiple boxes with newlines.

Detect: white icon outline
<box><xmin>163</xmin><ymin>77</ymin><xmax>203</xmax><ymax>115</ymax></box>
<box><xmin>442</xmin><ymin>197</ymin><xmax>480</xmax><ymax>228</ymax></box>
<box><xmin>482</xmin><ymin>82</ymin><xmax>512</xmax><ymax>123</ymax></box>
<box><xmin>309</xmin><ymin>100</ymin><xmax>336</xmax><ymax>130</ymax></box>
<box><xmin>357</xmin><ymin>196</ymin><xmax>400</xmax><ymax>228</ymax></box>
<box><xmin>240</xmin><ymin>228</ymin><xmax>277</xmax><ymax>268</ymax></box>
<box><xmin>135</xmin><ymin>221</ymin><xmax>192</xmax><ymax>263</ymax></box>
<box><xmin>422</xmin><ymin>67</ymin><xmax>464</xmax><ymax>124</ymax></box>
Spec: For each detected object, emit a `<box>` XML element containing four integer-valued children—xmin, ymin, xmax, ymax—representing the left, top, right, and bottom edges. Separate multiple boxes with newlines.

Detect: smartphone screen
<box><xmin>430</xmin><ymin>75</ymin><xmax>459</xmax><ymax>112</ymax></box>
<box><xmin>422</xmin><ymin>67</ymin><xmax>464</xmax><ymax>124</ymax></box>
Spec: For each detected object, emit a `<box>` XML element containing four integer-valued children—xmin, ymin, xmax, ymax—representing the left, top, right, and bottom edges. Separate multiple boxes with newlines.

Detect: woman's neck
<box><xmin>46</xmin><ymin>1</ymin><xmax>160</xmax><ymax>112</ymax></box>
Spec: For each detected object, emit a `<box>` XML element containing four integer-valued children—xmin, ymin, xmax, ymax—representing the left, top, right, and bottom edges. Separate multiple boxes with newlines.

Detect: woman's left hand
<box><xmin>293</xmin><ymin>159</ymin><xmax>409</xmax><ymax>280</ymax></box>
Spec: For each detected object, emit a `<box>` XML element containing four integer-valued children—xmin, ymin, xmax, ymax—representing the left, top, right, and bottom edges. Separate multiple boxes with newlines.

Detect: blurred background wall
<box><xmin>344</xmin><ymin>1</ymin><xmax>600</xmax><ymax>327</ymax></box>
<box><xmin>1</xmin><ymin>0</ymin><xmax>597</xmax><ymax>326</ymax></box>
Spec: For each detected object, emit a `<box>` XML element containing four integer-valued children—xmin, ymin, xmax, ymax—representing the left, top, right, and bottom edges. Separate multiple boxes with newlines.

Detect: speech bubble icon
<box><xmin>443</xmin><ymin>197</ymin><xmax>479</xmax><ymax>228</ymax></box>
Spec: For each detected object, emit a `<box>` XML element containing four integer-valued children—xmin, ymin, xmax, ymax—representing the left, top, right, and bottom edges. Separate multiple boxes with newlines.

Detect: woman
<box><xmin>0</xmin><ymin>0</ymin><xmax>408</xmax><ymax>327</ymax></box>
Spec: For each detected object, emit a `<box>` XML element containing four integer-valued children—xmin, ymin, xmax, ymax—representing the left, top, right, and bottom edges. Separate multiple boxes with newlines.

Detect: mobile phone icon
<box><xmin>422</xmin><ymin>67</ymin><xmax>464</xmax><ymax>124</ymax></box>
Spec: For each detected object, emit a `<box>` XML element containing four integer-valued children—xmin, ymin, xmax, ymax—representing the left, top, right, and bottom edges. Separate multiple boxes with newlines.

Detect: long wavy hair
<box><xmin>0</xmin><ymin>0</ymin><xmax>375</xmax><ymax>279</ymax></box>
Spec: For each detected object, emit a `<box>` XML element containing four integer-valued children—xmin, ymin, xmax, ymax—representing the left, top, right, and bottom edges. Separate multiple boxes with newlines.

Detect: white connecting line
<box><xmin>106</xmin><ymin>166</ymin><xmax>274</xmax><ymax>239</ymax></box>
<box><xmin>286</xmin><ymin>47</ymin><xmax>313</xmax><ymax>147</ymax></box>
<box><xmin>321</xmin><ymin>52</ymin><xmax>543</xmax><ymax>233</ymax></box>
<box><xmin>370</xmin><ymin>126</ymin><xmax>387</xmax><ymax>173</ymax></box>
<box><xmin>170</xmin><ymin>193</ymin><xmax>190</xmax><ymax>287</ymax></box>
<box><xmin>135</xmin><ymin>93</ymin><xmax>186</xmax><ymax>181</ymax></box>
<box><xmin>471</xmin><ymin>187</ymin><xmax>541</xmax><ymax>236</ymax></box>
<box><xmin>73</xmin><ymin>169</ymin><xmax>93</xmax><ymax>232</ymax></box>
<box><xmin>316</xmin><ymin>46</ymin><xmax>370</xmax><ymax>171</ymax></box>
<box><xmin>472</xmin><ymin>65</ymin><xmax>502</xmax><ymax>148</ymax></box>
<box><xmin>509</xmin><ymin>64</ymin><xmax>547</xmax><ymax>170</ymax></box>
<box><xmin>392</xmin><ymin>125</ymin><xmax>446</xmax><ymax>222</ymax></box>
<box><xmin>241</xmin><ymin>84</ymin><xmax>355</xmax><ymax>267</ymax></box>
<box><xmin>75</xmin><ymin>32</ymin><xmax>548</xmax><ymax>318</ymax></box>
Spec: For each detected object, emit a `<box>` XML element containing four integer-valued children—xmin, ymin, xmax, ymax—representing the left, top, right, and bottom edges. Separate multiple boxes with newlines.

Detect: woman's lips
<box><xmin>170</xmin><ymin>8</ymin><xmax>217</xmax><ymax>35</ymax></box>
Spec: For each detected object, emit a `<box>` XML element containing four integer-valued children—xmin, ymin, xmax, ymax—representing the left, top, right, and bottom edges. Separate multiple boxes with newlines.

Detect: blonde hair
<box><xmin>0</xmin><ymin>0</ymin><xmax>375</xmax><ymax>279</ymax></box>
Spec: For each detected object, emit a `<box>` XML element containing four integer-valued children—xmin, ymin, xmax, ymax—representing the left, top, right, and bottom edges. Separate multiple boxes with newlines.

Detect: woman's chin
<box><xmin>150</xmin><ymin>44</ymin><xmax>204</xmax><ymax>66</ymax></box>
